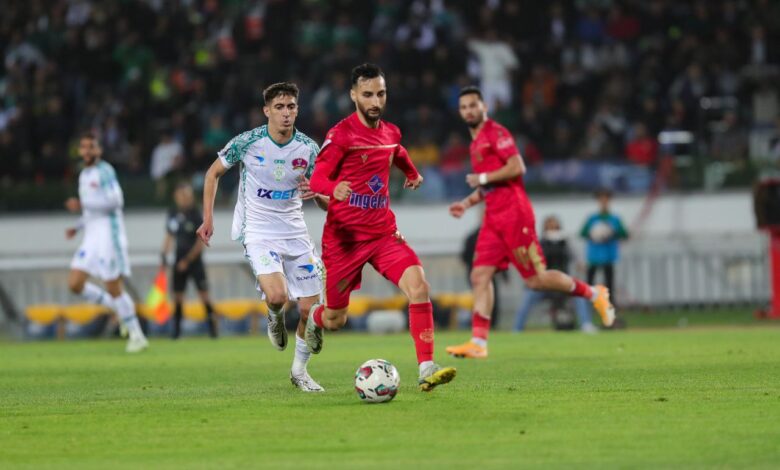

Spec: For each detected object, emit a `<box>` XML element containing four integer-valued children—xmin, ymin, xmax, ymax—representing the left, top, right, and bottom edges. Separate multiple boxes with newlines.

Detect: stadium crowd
<box><xmin>1</xmin><ymin>0</ymin><xmax>779</xmax><ymax>203</ymax></box>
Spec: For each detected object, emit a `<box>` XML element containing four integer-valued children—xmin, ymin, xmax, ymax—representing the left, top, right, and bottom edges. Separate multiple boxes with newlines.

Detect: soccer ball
<box><xmin>354</xmin><ymin>359</ymin><xmax>400</xmax><ymax>403</ymax></box>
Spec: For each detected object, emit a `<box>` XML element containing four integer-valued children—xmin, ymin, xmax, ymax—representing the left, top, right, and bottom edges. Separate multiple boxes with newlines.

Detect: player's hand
<box><xmin>176</xmin><ymin>260</ymin><xmax>189</xmax><ymax>272</ymax></box>
<box><xmin>404</xmin><ymin>174</ymin><xmax>424</xmax><ymax>190</ymax></box>
<box><xmin>65</xmin><ymin>228</ymin><xmax>78</xmax><ymax>240</ymax></box>
<box><xmin>465</xmin><ymin>173</ymin><xmax>481</xmax><ymax>188</ymax></box>
<box><xmin>449</xmin><ymin>201</ymin><xmax>467</xmax><ymax>219</ymax></box>
<box><xmin>393</xmin><ymin>230</ymin><xmax>406</xmax><ymax>243</ymax></box>
<box><xmin>298</xmin><ymin>176</ymin><xmax>317</xmax><ymax>200</ymax></box>
<box><xmin>333</xmin><ymin>181</ymin><xmax>352</xmax><ymax>202</ymax></box>
<box><xmin>196</xmin><ymin>221</ymin><xmax>214</xmax><ymax>247</ymax></box>
<box><xmin>65</xmin><ymin>197</ymin><xmax>81</xmax><ymax>213</ymax></box>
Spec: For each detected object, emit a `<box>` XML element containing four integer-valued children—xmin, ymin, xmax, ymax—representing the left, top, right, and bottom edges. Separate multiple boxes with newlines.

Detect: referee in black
<box><xmin>161</xmin><ymin>182</ymin><xmax>217</xmax><ymax>339</ymax></box>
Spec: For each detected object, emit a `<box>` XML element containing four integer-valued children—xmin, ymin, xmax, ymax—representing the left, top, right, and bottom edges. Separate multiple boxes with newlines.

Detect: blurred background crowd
<box><xmin>2</xmin><ymin>0</ymin><xmax>779</xmax><ymax>209</ymax></box>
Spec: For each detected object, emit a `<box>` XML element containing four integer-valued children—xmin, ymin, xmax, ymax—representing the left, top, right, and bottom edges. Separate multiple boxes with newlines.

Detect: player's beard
<box><xmin>82</xmin><ymin>155</ymin><xmax>97</xmax><ymax>166</ymax></box>
<box><xmin>465</xmin><ymin>114</ymin><xmax>483</xmax><ymax>129</ymax></box>
<box><xmin>357</xmin><ymin>102</ymin><xmax>384</xmax><ymax>125</ymax></box>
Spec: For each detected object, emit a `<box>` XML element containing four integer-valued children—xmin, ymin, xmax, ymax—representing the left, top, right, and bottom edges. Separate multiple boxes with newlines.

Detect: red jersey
<box><xmin>310</xmin><ymin>113</ymin><xmax>419</xmax><ymax>242</ymax></box>
<box><xmin>470</xmin><ymin>119</ymin><xmax>534</xmax><ymax>224</ymax></box>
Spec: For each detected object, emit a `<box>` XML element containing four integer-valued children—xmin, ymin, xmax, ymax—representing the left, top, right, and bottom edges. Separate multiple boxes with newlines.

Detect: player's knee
<box><xmin>406</xmin><ymin>279</ymin><xmax>430</xmax><ymax>302</ymax></box>
<box><xmin>264</xmin><ymin>290</ymin><xmax>288</xmax><ymax>308</ymax></box>
<box><xmin>68</xmin><ymin>277</ymin><xmax>84</xmax><ymax>294</ymax></box>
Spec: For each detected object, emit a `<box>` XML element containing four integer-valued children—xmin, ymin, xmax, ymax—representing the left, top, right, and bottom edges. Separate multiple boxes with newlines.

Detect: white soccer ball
<box><xmin>589</xmin><ymin>221</ymin><xmax>615</xmax><ymax>243</ymax></box>
<box><xmin>354</xmin><ymin>359</ymin><xmax>400</xmax><ymax>403</ymax></box>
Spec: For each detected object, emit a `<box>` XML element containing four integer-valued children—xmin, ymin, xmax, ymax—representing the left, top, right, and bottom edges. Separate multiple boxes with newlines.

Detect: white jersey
<box><xmin>70</xmin><ymin>160</ymin><xmax>130</xmax><ymax>279</ymax></box>
<box><xmin>218</xmin><ymin>125</ymin><xmax>320</xmax><ymax>242</ymax></box>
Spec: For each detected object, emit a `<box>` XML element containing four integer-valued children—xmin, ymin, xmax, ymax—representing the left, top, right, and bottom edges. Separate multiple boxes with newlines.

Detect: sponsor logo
<box><xmin>78</xmin><ymin>250</ymin><xmax>86</xmax><ymax>258</ymax></box>
<box><xmin>269</xmin><ymin>251</ymin><xmax>280</xmax><ymax>263</ymax></box>
<box><xmin>256</xmin><ymin>188</ymin><xmax>297</xmax><ymax>200</ymax></box>
<box><xmin>298</xmin><ymin>264</ymin><xmax>315</xmax><ymax>273</ymax></box>
<box><xmin>254</xmin><ymin>156</ymin><xmax>265</xmax><ymax>165</ymax></box>
<box><xmin>360</xmin><ymin>153</ymin><xmax>368</xmax><ymax>163</ymax></box>
<box><xmin>366</xmin><ymin>175</ymin><xmax>384</xmax><ymax>194</ymax></box>
<box><xmin>273</xmin><ymin>159</ymin><xmax>286</xmax><ymax>164</ymax></box>
<box><xmin>292</xmin><ymin>158</ymin><xmax>308</xmax><ymax>171</ymax></box>
<box><xmin>419</xmin><ymin>328</ymin><xmax>434</xmax><ymax>343</ymax></box>
<box><xmin>348</xmin><ymin>192</ymin><xmax>388</xmax><ymax>210</ymax></box>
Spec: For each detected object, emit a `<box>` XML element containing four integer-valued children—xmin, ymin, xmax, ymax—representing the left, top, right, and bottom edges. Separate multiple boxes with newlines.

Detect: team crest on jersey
<box><xmin>360</xmin><ymin>154</ymin><xmax>368</xmax><ymax>164</ymax></box>
<box><xmin>291</xmin><ymin>158</ymin><xmax>308</xmax><ymax>171</ymax></box>
<box><xmin>366</xmin><ymin>174</ymin><xmax>384</xmax><ymax>194</ymax></box>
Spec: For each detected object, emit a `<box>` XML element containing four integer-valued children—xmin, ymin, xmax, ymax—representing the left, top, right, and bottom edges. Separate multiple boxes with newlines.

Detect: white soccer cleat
<box><xmin>290</xmin><ymin>371</ymin><xmax>325</xmax><ymax>392</ymax></box>
<box><xmin>125</xmin><ymin>336</ymin><xmax>149</xmax><ymax>353</ymax></box>
<box><xmin>266</xmin><ymin>310</ymin><xmax>288</xmax><ymax>351</ymax></box>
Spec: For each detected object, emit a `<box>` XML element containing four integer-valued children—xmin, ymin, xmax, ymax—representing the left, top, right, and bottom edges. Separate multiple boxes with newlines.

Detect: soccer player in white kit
<box><xmin>65</xmin><ymin>133</ymin><xmax>148</xmax><ymax>353</ymax></box>
<box><xmin>197</xmin><ymin>83</ymin><xmax>328</xmax><ymax>392</ymax></box>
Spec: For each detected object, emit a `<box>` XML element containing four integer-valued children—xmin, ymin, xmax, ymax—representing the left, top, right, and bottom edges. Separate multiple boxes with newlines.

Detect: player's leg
<box><xmin>521</xmin><ymin>258</ymin><xmax>615</xmax><ymax>328</ymax></box>
<box><xmin>289</xmin><ymin>294</ymin><xmax>324</xmax><ymax>392</ymax></box>
<box><xmin>104</xmin><ymin>277</ymin><xmax>148</xmax><ymax>353</ymax></box>
<box><xmin>370</xmin><ymin>234</ymin><xmax>456</xmax><ymax>391</ymax></box>
<box><xmin>171</xmin><ymin>265</ymin><xmax>187</xmax><ymax>339</ymax></box>
<box><xmin>446</xmin><ymin>226</ymin><xmax>505</xmax><ymax>358</ymax></box>
<box><xmin>68</xmin><ymin>269</ymin><xmax>115</xmax><ymax>309</ymax></box>
<box><xmin>257</xmin><ymin>272</ymin><xmax>290</xmax><ymax>351</ymax></box>
<box><xmin>305</xmin><ymin>240</ymin><xmax>367</xmax><ymax>354</ymax></box>
<box><xmin>192</xmin><ymin>260</ymin><xmax>217</xmax><ymax>338</ymax></box>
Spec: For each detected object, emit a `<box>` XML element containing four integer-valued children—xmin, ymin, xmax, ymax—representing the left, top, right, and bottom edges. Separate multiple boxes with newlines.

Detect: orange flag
<box><xmin>146</xmin><ymin>269</ymin><xmax>171</xmax><ymax>324</ymax></box>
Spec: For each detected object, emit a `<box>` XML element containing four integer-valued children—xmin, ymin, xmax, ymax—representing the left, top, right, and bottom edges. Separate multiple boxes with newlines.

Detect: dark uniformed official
<box><xmin>161</xmin><ymin>182</ymin><xmax>217</xmax><ymax>339</ymax></box>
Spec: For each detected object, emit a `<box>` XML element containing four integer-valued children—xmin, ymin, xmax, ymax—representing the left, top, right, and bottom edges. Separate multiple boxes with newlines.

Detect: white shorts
<box><xmin>243</xmin><ymin>237</ymin><xmax>323</xmax><ymax>300</ymax></box>
<box><xmin>70</xmin><ymin>235</ymin><xmax>131</xmax><ymax>281</ymax></box>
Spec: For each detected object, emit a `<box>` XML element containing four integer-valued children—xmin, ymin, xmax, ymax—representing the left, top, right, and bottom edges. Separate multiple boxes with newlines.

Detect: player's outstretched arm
<box><xmin>466</xmin><ymin>154</ymin><xmax>526</xmax><ymax>188</ymax></box>
<box><xmin>310</xmin><ymin>142</ymin><xmax>350</xmax><ymax>201</ymax></box>
<box><xmin>197</xmin><ymin>159</ymin><xmax>228</xmax><ymax>246</ymax></box>
<box><xmin>297</xmin><ymin>176</ymin><xmax>330</xmax><ymax>211</ymax></box>
<box><xmin>449</xmin><ymin>189</ymin><xmax>484</xmax><ymax>219</ymax></box>
<box><xmin>393</xmin><ymin>145</ymin><xmax>423</xmax><ymax>190</ymax></box>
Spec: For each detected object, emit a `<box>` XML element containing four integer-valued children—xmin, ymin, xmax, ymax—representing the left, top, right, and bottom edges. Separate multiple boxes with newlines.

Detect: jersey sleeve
<box><xmin>490</xmin><ymin>126</ymin><xmax>520</xmax><ymax>163</ymax></box>
<box><xmin>392</xmin><ymin>145</ymin><xmax>420</xmax><ymax>180</ymax></box>
<box><xmin>580</xmin><ymin>215</ymin><xmax>595</xmax><ymax>239</ymax></box>
<box><xmin>165</xmin><ymin>209</ymin><xmax>175</xmax><ymax>234</ymax></box>
<box><xmin>305</xmin><ymin>140</ymin><xmax>321</xmax><ymax>179</ymax></box>
<box><xmin>217</xmin><ymin>134</ymin><xmax>246</xmax><ymax>169</ymax></box>
<box><xmin>309</xmin><ymin>140</ymin><xmax>346</xmax><ymax>197</ymax></box>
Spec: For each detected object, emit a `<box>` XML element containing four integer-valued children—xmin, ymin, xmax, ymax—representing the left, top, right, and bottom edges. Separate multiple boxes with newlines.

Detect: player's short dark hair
<box><xmin>263</xmin><ymin>82</ymin><xmax>299</xmax><ymax>105</ymax></box>
<box><xmin>458</xmin><ymin>86</ymin><xmax>483</xmax><ymax>101</ymax></box>
<box><xmin>175</xmin><ymin>180</ymin><xmax>192</xmax><ymax>192</ymax></box>
<box><xmin>595</xmin><ymin>188</ymin><xmax>613</xmax><ymax>198</ymax></box>
<box><xmin>351</xmin><ymin>63</ymin><xmax>384</xmax><ymax>86</ymax></box>
<box><xmin>80</xmin><ymin>131</ymin><xmax>100</xmax><ymax>145</ymax></box>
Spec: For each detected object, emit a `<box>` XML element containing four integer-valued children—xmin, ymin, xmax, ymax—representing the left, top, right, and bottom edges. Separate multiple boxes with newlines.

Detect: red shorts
<box><xmin>473</xmin><ymin>222</ymin><xmax>546</xmax><ymax>279</ymax></box>
<box><xmin>321</xmin><ymin>232</ymin><xmax>421</xmax><ymax>309</ymax></box>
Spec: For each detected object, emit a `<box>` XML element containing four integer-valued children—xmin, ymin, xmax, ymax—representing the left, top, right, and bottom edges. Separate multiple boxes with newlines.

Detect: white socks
<box><xmin>80</xmin><ymin>282</ymin><xmax>114</xmax><ymax>309</ymax></box>
<box><xmin>113</xmin><ymin>292</ymin><xmax>144</xmax><ymax>341</ymax></box>
<box><xmin>419</xmin><ymin>360</ymin><xmax>434</xmax><ymax>376</ymax></box>
<box><xmin>291</xmin><ymin>334</ymin><xmax>310</xmax><ymax>377</ymax></box>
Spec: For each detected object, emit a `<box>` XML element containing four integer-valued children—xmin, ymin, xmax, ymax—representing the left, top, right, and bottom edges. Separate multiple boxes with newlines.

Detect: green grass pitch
<box><xmin>2</xmin><ymin>327</ymin><xmax>780</xmax><ymax>469</ymax></box>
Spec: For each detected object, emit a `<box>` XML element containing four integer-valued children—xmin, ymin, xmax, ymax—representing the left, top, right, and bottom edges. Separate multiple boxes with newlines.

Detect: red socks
<box><xmin>312</xmin><ymin>304</ymin><xmax>325</xmax><ymax>328</ymax></box>
<box><xmin>570</xmin><ymin>279</ymin><xmax>593</xmax><ymax>299</ymax></box>
<box><xmin>472</xmin><ymin>312</ymin><xmax>490</xmax><ymax>341</ymax></box>
<box><xmin>408</xmin><ymin>302</ymin><xmax>434</xmax><ymax>363</ymax></box>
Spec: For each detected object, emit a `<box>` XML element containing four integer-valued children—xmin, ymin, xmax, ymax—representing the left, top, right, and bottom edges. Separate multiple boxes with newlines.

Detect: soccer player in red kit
<box><xmin>306</xmin><ymin>63</ymin><xmax>456</xmax><ymax>391</ymax></box>
<box><xmin>446</xmin><ymin>86</ymin><xmax>615</xmax><ymax>359</ymax></box>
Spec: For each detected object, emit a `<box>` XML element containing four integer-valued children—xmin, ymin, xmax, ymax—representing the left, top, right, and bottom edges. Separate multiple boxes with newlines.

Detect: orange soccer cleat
<box><xmin>446</xmin><ymin>341</ymin><xmax>488</xmax><ymax>359</ymax></box>
<box><xmin>591</xmin><ymin>285</ymin><xmax>616</xmax><ymax>327</ymax></box>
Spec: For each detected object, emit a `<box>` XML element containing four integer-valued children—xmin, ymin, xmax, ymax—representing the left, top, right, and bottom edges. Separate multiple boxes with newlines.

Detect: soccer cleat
<box><xmin>445</xmin><ymin>341</ymin><xmax>488</xmax><ymax>359</ymax></box>
<box><xmin>125</xmin><ymin>336</ymin><xmax>149</xmax><ymax>353</ymax></box>
<box><xmin>418</xmin><ymin>364</ymin><xmax>457</xmax><ymax>392</ymax></box>
<box><xmin>290</xmin><ymin>371</ymin><xmax>325</xmax><ymax>392</ymax></box>
<box><xmin>266</xmin><ymin>310</ymin><xmax>288</xmax><ymax>351</ymax></box>
<box><xmin>591</xmin><ymin>285</ymin><xmax>616</xmax><ymax>327</ymax></box>
<box><xmin>304</xmin><ymin>303</ymin><xmax>323</xmax><ymax>354</ymax></box>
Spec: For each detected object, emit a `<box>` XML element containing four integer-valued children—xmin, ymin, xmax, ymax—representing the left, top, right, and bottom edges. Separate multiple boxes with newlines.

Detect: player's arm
<box><xmin>160</xmin><ymin>230</ymin><xmax>173</xmax><ymax>267</ymax></box>
<box><xmin>65</xmin><ymin>217</ymin><xmax>84</xmax><ymax>240</ymax></box>
<box><xmin>80</xmin><ymin>170</ymin><xmax>124</xmax><ymax>212</ymax></box>
<box><xmin>197</xmin><ymin>158</ymin><xmax>229</xmax><ymax>246</ymax></box>
<box><xmin>309</xmin><ymin>142</ymin><xmax>351</xmax><ymax>201</ymax></box>
<box><xmin>466</xmin><ymin>154</ymin><xmax>525</xmax><ymax>188</ymax></box>
<box><xmin>178</xmin><ymin>239</ymin><xmax>205</xmax><ymax>272</ymax></box>
<box><xmin>393</xmin><ymin>145</ymin><xmax>423</xmax><ymax>190</ymax></box>
<box><xmin>448</xmin><ymin>188</ymin><xmax>484</xmax><ymax>219</ymax></box>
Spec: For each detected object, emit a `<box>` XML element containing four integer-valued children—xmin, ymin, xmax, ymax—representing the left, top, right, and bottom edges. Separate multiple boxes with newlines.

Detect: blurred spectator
<box><xmin>522</xmin><ymin>65</ymin><xmax>558</xmax><ymax>111</ymax></box>
<box><xmin>625</xmin><ymin>123</ymin><xmax>659</xmax><ymax>166</ymax></box>
<box><xmin>150</xmin><ymin>130</ymin><xmax>184</xmax><ymax>198</ymax></box>
<box><xmin>711</xmin><ymin>111</ymin><xmax>748</xmax><ymax>163</ymax></box>
<box><xmin>439</xmin><ymin>132</ymin><xmax>470</xmax><ymax>199</ymax></box>
<box><xmin>580</xmin><ymin>189</ymin><xmax>629</xmax><ymax>307</ymax></box>
<box><xmin>467</xmin><ymin>29</ymin><xmax>519</xmax><ymax>110</ymax></box>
